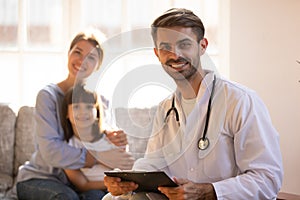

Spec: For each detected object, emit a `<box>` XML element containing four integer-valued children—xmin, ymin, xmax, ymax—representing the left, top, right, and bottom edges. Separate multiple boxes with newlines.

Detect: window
<box><xmin>0</xmin><ymin>0</ymin><xmax>223</xmax><ymax>110</ymax></box>
<box><xmin>0</xmin><ymin>0</ymin><xmax>67</xmax><ymax>111</ymax></box>
<box><xmin>26</xmin><ymin>0</ymin><xmax>65</xmax><ymax>49</ymax></box>
<box><xmin>0</xmin><ymin>0</ymin><xmax>18</xmax><ymax>49</ymax></box>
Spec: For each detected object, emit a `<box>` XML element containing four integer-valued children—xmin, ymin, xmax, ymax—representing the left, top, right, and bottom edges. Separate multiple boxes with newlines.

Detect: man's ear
<box><xmin>199</xmin><ymin>38</ymin><xmax>208</xmax><ymax>54</ymax></box>
<box><xmin>154</xmin><ymin>47</ymin><xmax>162</xmax><ymax>62</ymax></box>
<box><xmin>154</xmin><ymin>47</ymin><xmax>159</xmax><ymax>58</ymax></box>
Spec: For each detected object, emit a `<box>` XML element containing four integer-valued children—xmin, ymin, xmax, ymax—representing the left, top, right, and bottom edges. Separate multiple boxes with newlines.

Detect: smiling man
<box><xmin>103</xmin><ymin>8</ymin><xmax>283</xmax><ymax>200</ymax></box>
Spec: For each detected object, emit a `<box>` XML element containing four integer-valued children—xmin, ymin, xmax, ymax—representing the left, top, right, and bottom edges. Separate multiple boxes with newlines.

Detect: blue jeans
<box><xmin>17</xmin><ymin>179</ymin><xmax>106</xmax><ymax>200</ymax></box>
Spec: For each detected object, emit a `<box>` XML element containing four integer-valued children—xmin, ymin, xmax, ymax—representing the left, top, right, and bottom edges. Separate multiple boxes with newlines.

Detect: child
<box><xmin>61</xmin><ymin>83</ymin><xmax>120</xmax><ymax>199</ymax></box>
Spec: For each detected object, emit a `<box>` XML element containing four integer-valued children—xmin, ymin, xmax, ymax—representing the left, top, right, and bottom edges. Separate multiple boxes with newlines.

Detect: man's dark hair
<box><xmin>151</xmin><ymin>8</ymin><xmax>205</xmax><ymax>44</ymax></box>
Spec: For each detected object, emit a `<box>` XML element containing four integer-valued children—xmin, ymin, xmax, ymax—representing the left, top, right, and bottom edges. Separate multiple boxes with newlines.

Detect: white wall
<box><xmin>229</xmin><ymin>0</ymin><xmax>300</xmax><ymax>195</ymax></box>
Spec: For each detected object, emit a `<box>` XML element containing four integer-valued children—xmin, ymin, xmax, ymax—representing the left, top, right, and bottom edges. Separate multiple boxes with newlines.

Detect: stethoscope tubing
<box><xmin>201</xmin><ymin>75</ymin><xmax>216</xmax><ymax>141</ymax></box>
<box><xmin>164</xmin><ymin>75</ymin><xmax>216</xmax><ymax>150</ymax></box>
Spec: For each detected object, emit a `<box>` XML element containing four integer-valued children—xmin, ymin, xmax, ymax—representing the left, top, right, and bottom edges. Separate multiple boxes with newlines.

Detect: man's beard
<box><xmin>164</xmin><ymin>57</ymin><xmax>198</xmax><ymax>81</ymax></box>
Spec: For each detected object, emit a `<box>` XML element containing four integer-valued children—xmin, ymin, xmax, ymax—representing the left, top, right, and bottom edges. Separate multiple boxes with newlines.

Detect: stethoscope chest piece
<box><xmin>198</xmin><ymin>137</ymin><xmax>209</xmax><ymax>150</ymax></box>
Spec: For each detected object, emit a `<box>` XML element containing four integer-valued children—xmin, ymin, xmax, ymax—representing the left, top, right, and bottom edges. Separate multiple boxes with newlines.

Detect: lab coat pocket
<box><xmin>162</xmin><ymin>125</ymin><xmax>182</xmax><ymax>166</ymax></box>
<box><xmin>202</xmin><ymin>133</ymin><xmax>238</xmax><ymax>180</ymax></box>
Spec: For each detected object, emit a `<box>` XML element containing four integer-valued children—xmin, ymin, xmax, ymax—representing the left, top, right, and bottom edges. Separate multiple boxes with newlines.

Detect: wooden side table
<box><xmin>277</xmin><ymin>192</ymin><xmax>300</xmax><ymax>200</ymax></box>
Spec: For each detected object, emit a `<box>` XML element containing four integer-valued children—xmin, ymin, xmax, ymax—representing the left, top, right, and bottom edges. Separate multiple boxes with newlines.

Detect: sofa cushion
<box><xmin>0</xmin><ymin>105</ymin><xmax>16</xmax><ymax>193</ymax></box>
<box><xmin>115</xmin><ymin>107</ymin><xmax>157</xmax><ymax>160</ymax></box>
<box><xmin>14</xmin><ymin>106</ymin><xmax>36</xmax><ymax>176</ymax></box>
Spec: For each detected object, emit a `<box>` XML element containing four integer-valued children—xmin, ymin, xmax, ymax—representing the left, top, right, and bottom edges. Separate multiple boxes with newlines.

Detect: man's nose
<box><xmin>168</xmin><ymin>47</ymin><xmax>182</xmax><ymax>60</ymax></box>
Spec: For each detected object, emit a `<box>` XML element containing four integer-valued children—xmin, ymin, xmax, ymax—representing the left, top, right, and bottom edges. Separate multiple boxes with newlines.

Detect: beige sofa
<box><xmin>0</xmin><ymin>104</ymin><xmax>156</xmax><ymax>199</ymax></box>
<box><xmin>1</xmin><ymin>104</ymin><xmax>298</xmax><ymax>200</ymax></box>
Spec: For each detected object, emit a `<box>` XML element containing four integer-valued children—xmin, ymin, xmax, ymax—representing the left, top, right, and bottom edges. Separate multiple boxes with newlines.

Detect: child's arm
<box><xmin>64</xmin><ymin>169</ymin><xmax>106</xmax><ymax>192</ymax></box>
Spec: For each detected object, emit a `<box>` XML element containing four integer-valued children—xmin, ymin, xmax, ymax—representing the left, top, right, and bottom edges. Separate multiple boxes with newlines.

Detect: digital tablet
<box><xmin>104</xmin><ymin>171</ymin><xmax>178</xmax><ymax>193</ymax></box>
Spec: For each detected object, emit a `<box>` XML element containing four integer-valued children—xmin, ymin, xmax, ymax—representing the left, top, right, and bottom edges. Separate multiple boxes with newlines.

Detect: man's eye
<box><xmin>159</xmin><ymin>45</ymin><xmax>171</xmax><ymax>51</ymax></box>
<box><xmin>178</xmin><ymin>42</ymin><xmax>191</xmax><ymax>49</ymax></box>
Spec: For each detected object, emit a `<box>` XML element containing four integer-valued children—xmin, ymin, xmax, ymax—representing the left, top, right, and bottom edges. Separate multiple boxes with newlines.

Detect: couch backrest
<box><xmin>0</xmin><ymin>105</ymin><xmax>16</xmax><ymax>177</ymax></box>
<box><xmin>0</xmin><ymin>105</ymin><xmax>157</xmax><ymax>177</ymax></box>
<box><xmin>0</xmin><ymin>105</ymin><xmax>16</xmax><ymax>193</ymax></box>
<box><xmin>13</xmin><ymin>106</ymin><xmax>36</xmax><ymax>176</ymax></box>
<box><xmin>115</xmin><ymin>107</ymin><xmax>157</xmax><ymax>160</ymax></box>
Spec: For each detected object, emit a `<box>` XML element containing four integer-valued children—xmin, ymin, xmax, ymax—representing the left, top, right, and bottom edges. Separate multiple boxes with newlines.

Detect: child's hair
<box><xmin>61</xmin><ymin>84</ymin><xmax>104</xmax><ymax>142</ymax></box>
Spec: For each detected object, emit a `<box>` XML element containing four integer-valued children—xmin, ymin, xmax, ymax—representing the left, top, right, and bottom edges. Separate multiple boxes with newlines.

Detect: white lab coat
<box><xmin>133</xmin><ymin>71</ymin><xmax>283</xmax><ymax>199</ymax></box>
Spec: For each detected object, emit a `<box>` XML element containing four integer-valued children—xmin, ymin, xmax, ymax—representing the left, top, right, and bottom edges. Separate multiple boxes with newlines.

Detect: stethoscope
<box><xmin>164</xmin><ymin>75</ymin><xmax>216</xmax><ymax>150</ymax></box>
